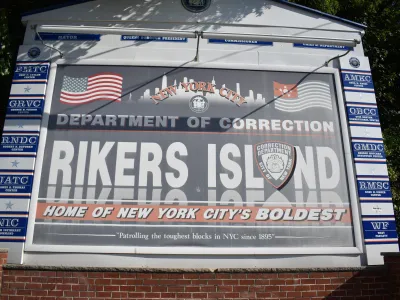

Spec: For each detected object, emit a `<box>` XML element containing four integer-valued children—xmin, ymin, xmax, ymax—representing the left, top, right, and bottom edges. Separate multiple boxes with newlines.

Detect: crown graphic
<box><xmin>266</xmin><ymin>155</ymin><xmax>284</xmax><ymax>173</ymax></box>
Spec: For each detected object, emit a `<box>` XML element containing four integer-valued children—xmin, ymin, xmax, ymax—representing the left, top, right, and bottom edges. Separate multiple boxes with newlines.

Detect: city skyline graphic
<box><xmin>132</xmin><ymin>74</ymin><xmax>267</xmax><ymax>105</ymax></box>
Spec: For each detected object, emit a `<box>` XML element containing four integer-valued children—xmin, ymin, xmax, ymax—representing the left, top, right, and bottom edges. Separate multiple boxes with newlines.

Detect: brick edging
<box><xmin>1</xmin><ymin>251</ymin><xmax>398</xmax><ymax>300</ymax></box>
<box><xmin>382</xmin><ymin>252</ymin><xmax>400</xmax><ymax>257</ymax></box>
<box><xmin>3</xmin><ymin>264</ymin><xmax>386</xmax><ymax>273</ymax></box>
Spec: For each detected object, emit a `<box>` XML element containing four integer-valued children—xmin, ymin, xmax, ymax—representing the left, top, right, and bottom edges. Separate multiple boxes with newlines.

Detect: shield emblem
<box><xmin>254</xmin><ymin>141</ymin><xmax>296</xmax><ymax>189</ymax></box>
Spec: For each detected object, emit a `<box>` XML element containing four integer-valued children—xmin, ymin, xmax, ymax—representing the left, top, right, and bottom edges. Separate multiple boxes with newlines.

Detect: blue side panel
<box><xmin>121</xmin><ymin>35</ymin><xmax>188</xmax><ymax>42</ymax></box>
<box><xmin>13</xmin><ymin>64</ymin><xmax>50</xmax><ymax>81</ymax></box>
<box><xmin>352</xmin><ymin>142</ymin><xmax>386</xmax><ymax>160</ymax></box>
<box><xmin>0</xmin><ymin>216</ymin><xmax>28</xmax><ymax>238</ymax></box>
<box><xmin>0</xmin><ymin>175</ymin><xmax>33</xmax><ymax>195</ymax></box>
<box><xmin>357</xmin><ymin>180</ymin><xmax>392</xmax><ymax>199</ymax></box>
<box><xmin>35</xmin><ymin>33</ymin><xmax>101</xmax><ymax>41</ymax></box>
<box><xmin>208</xmin><ymin>39</ymin><xmax>273</xmax><ymax>46</ymax></box>
<box><xmin>0</xmin><ymin>135</ymin><xmax>39</xmax><ymax>154</ymax></box>
<box><xmin>7</xmin><ymin>99</ymin><xmax>44</xmax><ymax>116</ymax></box>
<box><xmin>347</xmin><ymin>106</ymin><xmax>380</xmax><ymax>124</ymax></box>
<box><xmin>293</xmin><ymin>43</ymin><xmax>353</xmax><ymax>51</ymax></box>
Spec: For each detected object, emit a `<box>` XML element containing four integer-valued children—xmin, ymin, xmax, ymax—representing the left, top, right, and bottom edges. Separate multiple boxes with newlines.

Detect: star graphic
<box><xmin>279</xmin><ymin>86</ymin><xmax>292</xmax><ymax>97</ymax></box>
<box><xmin>370</xmin><ymin>167</ymin><xmax>376</xmax><ymax>175</ymax></box>
<box><xmin>11</xmin><ymin>160</ymin><xmax>20</xmax><ymax>168</ymax></box>
<box><xmin>24</xmin><ymin>86</ymin><xmax>32</xmax><ymax>93</ymax></box>
<box><xmin>363</xmin><ymin>128</ymin><xmax>371</xmax><ymax>137</ymax></box>
<box><xmin>5</xmin><ymin>201</ymin><xmax>14</xmax><ymax>210</ymax></box>
<box><xmin>17</xmin><ymin>124</ymin><xmax>24</xmax><ymax>128</ymax></box>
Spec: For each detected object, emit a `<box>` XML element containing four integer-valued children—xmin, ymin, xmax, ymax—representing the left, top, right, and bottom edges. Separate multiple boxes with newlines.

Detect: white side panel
<box><xmin>344</xmin><ymin>92</ymin><xmax>376</xmax><ymax>104</ymax></box>
<box><xmin>0</xmin><ymin>157</ymin><xmax>36</xmax><ymax>171</ymax></box>
<box><xmin>366</xmin><ymin>244</ymin><xmax>399</xmax><ymax>265</ymax></box>
<box><xmin>3</xmin><ymin>119</ymin><xmax>42</xmax><ymax>132</ymax></box>
<box><xmin>350</xmin><ymin>126</ymin><xmax>383</xmax><ymax>139</ymax></box>
<box><xmin>355</xmin><ymin>164</ymin><xmax>388</xmax><ymax>177</ymax></box>
<box><xmin>0</xmin><ymin>198</ymin><xmax>31</xmax><ymax>212</ymax></box>
<box><xmin>361</xmin><ymin>203</ymin><xmax>395</xmax><ymax>216</ymax></box>
<box><xmin>10</xmin><ymin>84</ymin><xmax>47</xmax><ymax>95</ymax></box>
<box><xmin>0</xmin><ymin>243</ymin><xmax>24</xmax><ymax>264</ymax></box>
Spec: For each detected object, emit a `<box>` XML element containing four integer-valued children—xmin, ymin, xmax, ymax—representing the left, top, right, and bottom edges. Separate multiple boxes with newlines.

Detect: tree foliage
<box><xmin>0</xmin><ymin>9</ymin><xmax>11</xmax><ymax>76</ymax></box>
<box><xmin>0</xmin><ymin>0</ymin><xmax>399</xmax><ymax>232</ymax></box>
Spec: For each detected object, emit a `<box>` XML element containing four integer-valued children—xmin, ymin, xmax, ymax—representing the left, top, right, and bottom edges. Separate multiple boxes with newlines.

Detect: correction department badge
<box><xmin>181</xmin><ymin>0</ymin><xmax>212</xmax><ymax>13</ymax></box>
<box><xmin>28</xmin><ymin>47</ymin><xmax>41</xmax><ymax>58</ymax></box>
<box><xmin>254</xmin><ymin>141</ymin><xmax>296</xmax><ymax>189</ymax></box>
<box><xmin>349</xmin><ymin>57</ymin><xmax>361</xmax><ymax>68</ymax></box>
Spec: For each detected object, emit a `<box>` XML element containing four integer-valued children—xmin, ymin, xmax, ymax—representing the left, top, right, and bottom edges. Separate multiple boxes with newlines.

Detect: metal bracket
<box><xmin>194</xmin><ymin>31</ymin><xmax>201</xmax><ymax>62</ymax></box>
<box><xmin>32</xmin><ymin>25</ymin><xmax>64</xmax><ymax>58</ymax></box>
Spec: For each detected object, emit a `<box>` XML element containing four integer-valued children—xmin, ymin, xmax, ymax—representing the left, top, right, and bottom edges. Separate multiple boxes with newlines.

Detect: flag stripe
<box><xmin>61</xmin><ymin>92</ymin><xmax>122</xmax><ymax>100</ymax></box>
<box><xmin>273</xmin><ymin>80</ymin><xmax>333</xmax><ymax>112</ymax></box>
<box><xmin>298</xmin><ymin>82</ymin><xmax>330</xmax><ymax>86</ymax></box>
<box><xmin>88</xmin><ymin>72</ymin><xmax>123</xmax><ymax>78</ymax></box>
<box><xmin>62</xmin><ymin>87</ymin><xmax>122</xmax><ymax>96</ymax></box>
<box><xmin>276</xmin><ymin>104</ymin><xmax>332</xmax><ymax>110</ymax></box>
<box><xmin>60</xmin><ymin>96</ymin><xmax>121</xmax><ymax>104</ymax></box>
<box><xmin>298</xmin><ymin>87</ymin><xmax>330</xmax><ymax>92</ymax></box>
<box><xmin>88</xmin><ymin>79</ymin><xmax>122</xmax><ymax>84</ymax></box>
<box><xmin>88</xmin><ymin>73</ymin><xmax>123</xmax><ymax>78</ymax></box>
<box><xmin>276</xmin><ymin>98</ymin><xmax>332</xmax><ymax>104</ymax></box>
<box><xmin>88</xmin><ymin>79</ymin><xmax>123</xmax><ymax>85</ymax></box>
<box><xmin>87</xmin><ymin>83</ymin><xmax>123</xmax><ymax>89</ymax></box>
<box><xmin>276</xmin><ymin>101</ymin><xmax>332</xmax><ymax>108</ymax></box>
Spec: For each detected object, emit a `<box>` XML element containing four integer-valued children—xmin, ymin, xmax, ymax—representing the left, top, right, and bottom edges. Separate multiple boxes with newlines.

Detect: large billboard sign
<box><xmin>28</xmin><ymin>66</ymin><xmax>356</xmax><ymax>251</ymax></box>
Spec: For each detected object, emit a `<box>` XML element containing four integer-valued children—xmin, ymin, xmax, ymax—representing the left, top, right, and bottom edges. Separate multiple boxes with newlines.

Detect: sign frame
<box><xmin>24</xmin><ymin>59</ymin><xmax>364</xmax><ymax>256</ymax></box>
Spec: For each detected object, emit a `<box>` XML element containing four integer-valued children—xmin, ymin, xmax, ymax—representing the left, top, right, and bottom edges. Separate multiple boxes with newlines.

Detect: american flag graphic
<box><xmin>274</xmin><ymin>80</ymin><xmax>332</xmax><ymax>112</ymax></box>
<box><xmin>60</xmin><ymin>73</ymin><xmax>123</xmax><ymax>104</ymax></box>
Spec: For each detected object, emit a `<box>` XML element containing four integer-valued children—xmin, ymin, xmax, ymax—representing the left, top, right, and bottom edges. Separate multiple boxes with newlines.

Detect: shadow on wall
<box><xmin>6</xmin><ymin>0</ymin><xmax>333</xmax><ymax>132</ymax></box>
<box><xmin>0</xmin><ymin>0</ymin><xmax>279</xmax><ymax>134</ymax></box>
<box><xmin>67</xmin><ymin>0</ymin><xmax>271</xmax><ymax>31</ymax></box>
<box><xmin>28</xmin><ymin>0</ymin><xmax>271</xmax><ymax>53</ymax></box>
<box><xmin>21</xmin><ymin>0</ymin><xmax>276</xmax><ymax>71</ymax></box>
<box><xmin>0</xmin><ymin>263</ymin><xmax>394</xmax><ymax>299</ymax></box>
<box><xmin>21</xmin><ymin>0</ymin><xmax>338</xmax><ymax>65</ymax></box>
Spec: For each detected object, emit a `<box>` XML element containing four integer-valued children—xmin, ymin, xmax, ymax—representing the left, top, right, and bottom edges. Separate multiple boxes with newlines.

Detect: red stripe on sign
<box><xmin>89</xmin><ymin>75</ymin><xmax>123</xmax><ymax>79</ymax></box>
<box><xmin>60</xmin><ymin>95</ymin><xmax>121</xmax><ymax>104</ymax></box>
<box><xmin>87</xmin><ymin>84</ymin><xmax>123</xmax><ymax>89</ymax></box>
<box><xmin>61</xmin><ymin>88</ymin><xmax>122</xmax><ymax>96</ymax></box>
<box><xmin>60</xmin><ymin>99</ymin><xmax>121</xmax><ymax>105</ymax></box>
<box><xmin>89</xmin><ymin>75</ymin><xmax>123</xmax><ymax>80</ymax></box>
<box><xmin>88</xmin><ymin>83</ymin><xmax>123</xmax><ymax>88</ymax></box>
<box><xmin>88</xmin><ymin>79</ymin><xmax>123</xmax><ymax>85</ymax></box>
<box><xmin>60</xmin><ymin>92</ymin><xmax>122</xmax><ymax>100</ymax></box>
<box><xmin>89</xmin><ymin>72</ymin><xmax>123</xmax><ymax>77</ymax></box>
